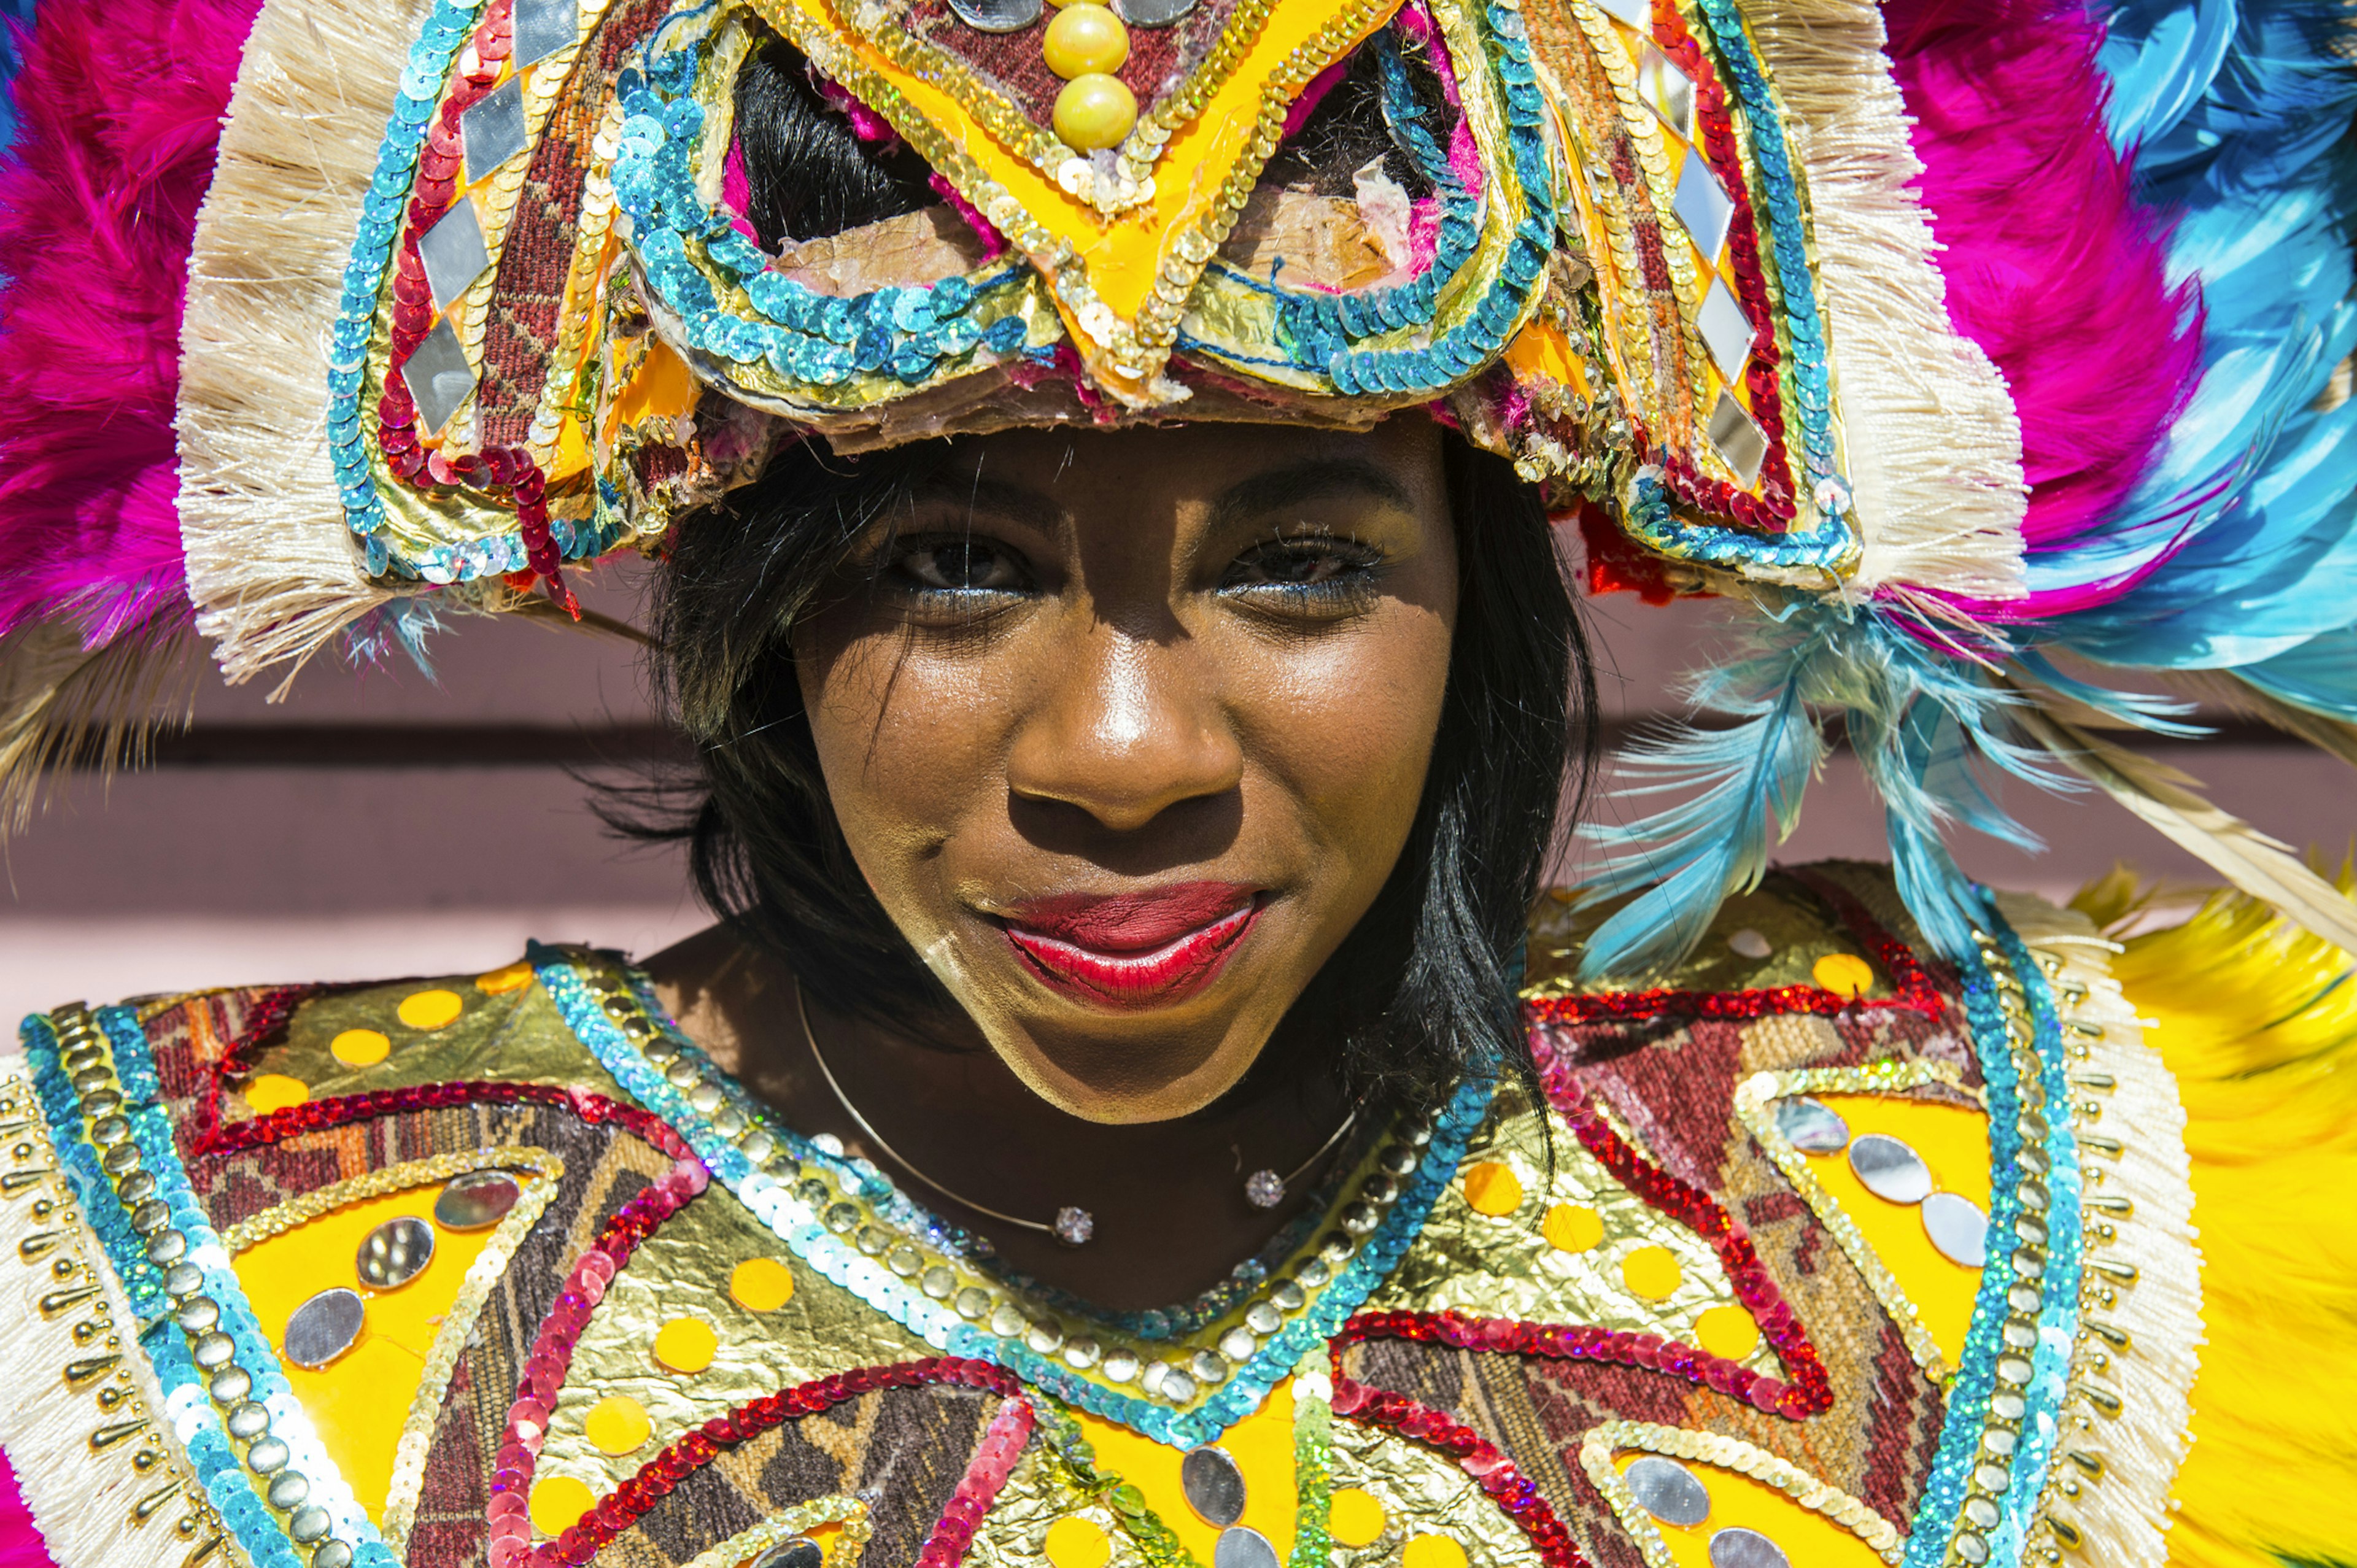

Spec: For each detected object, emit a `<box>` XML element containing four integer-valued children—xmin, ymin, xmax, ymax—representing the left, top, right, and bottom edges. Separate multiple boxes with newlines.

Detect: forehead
<box><xmin>934</xmin><ymin>419</ymin><xmax>1447</xmax><ymax>503</ymax></box>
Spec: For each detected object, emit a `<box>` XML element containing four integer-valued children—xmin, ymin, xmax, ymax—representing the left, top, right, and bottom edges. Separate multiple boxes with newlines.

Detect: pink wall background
<box><xmin>5</xmin><ymin>556</ymin><xmax>2350</xmax><ymax>1024</ymax></box>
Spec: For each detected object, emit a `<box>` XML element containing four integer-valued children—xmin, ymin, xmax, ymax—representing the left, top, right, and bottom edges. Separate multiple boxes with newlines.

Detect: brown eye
<box><xmin>1222</xmin><ymin>538</ymin><xmax>1381</xmax><ymax>596</ymax></box>
<box><xmin>896</xmin><ymin>538</ymin><xmax>1032</xmax><ymax>593</ymax></box>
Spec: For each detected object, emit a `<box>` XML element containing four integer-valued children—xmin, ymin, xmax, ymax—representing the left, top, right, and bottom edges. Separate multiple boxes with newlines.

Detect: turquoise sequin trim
<box><xmin>531</xmin><ymin>943</ymin><xmax>1487</xmax><ymax>1446</ymax></box>
<box><xmin>1903</xmin><ymin>901</ymin><xmax>2081</xmax><ymax>1568</ymax></box>
<box><xmin>1622</xmin><ymin>469</ymin><xmax>1854</xmax><ymax>573</ymax></box>
<box><xmin>15</xmin><ymin>1010</ymin><xmax>399</xmax><ymax>1568</ymax></box>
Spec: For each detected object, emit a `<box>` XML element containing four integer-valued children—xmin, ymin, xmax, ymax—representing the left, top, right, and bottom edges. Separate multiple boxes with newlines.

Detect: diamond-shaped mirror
<box><xmin>1697</xmin><ymin>275</ymin><xmax>1755</xmax><ymax>382</ymax></box>
<box><xmin>462</xmin><ymin>75</ymin><xmax>529</xmax><ymax>181</ymax></box>
<box><xmin>417</xmin><ymin>197</ymin><xmax>492</xmax><ymax>315</ymax></box>
<box><xmin>511</xmin><ymin>0</ymin><xmax>579</xmax><ymax>69</ymax></box>
<box><xmin>1707</xmin><ymin>389</ymin><xmax>1768</xmax><ymax>488</ymax></box>
<box><xmin>1637</xmin><ymin>47</ymin><xmax>1695</xmax><ymax>142</ymax></box>
<box><xmin>401</xmin><ymin>319</ymin><xmax>479</xmax><ymax>436</ymax></box>
<box><xmin>1673</xmin><ymin>153</ymin><xmax>1735</xmax><ymax>261</ymax></box>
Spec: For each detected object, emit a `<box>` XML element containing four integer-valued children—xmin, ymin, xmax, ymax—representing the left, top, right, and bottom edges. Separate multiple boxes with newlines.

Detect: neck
<box><xmin>648</xmin><ymin>926</ymin><xmax>1355</xmax><ymax>1310</ymax></box>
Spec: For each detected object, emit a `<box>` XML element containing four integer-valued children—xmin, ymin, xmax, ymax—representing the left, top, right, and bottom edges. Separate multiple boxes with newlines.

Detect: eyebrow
<box><xmin>909</xmin><ymin>472</ymin><xmax>1066</xmax><ymax>535</ymax></box>
<box><xmin>1210</xmin><ymin>458</ymin><xmax>1415</xmax><ymax>532</ymax></box>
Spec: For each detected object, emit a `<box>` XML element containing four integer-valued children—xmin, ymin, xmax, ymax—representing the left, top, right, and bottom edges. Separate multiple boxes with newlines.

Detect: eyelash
<box><xmin>1220</xmin><ymin>533</ymin><xmax>1385</xmax><ymax>608</ymax></box>
<box><xmin>880</xmin><ymin>530</ymin><xmax>1387</xmax><ymax>614</ymax></box>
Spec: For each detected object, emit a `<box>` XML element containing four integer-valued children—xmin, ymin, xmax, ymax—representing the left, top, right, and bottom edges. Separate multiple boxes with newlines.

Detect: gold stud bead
<box><xmin>1043</xmin><ymin>2</ymin><xmax>1128</xmax><ymax>79</ymax></box>
<box><xmin>1053</xmin><ymin>73</ymin><xmax>1137</xmax><ymax>151</ymax></box>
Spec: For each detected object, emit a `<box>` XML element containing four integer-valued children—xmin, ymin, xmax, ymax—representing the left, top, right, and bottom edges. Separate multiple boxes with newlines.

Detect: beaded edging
<box><xmin>1578</xmin><ymin>1419</ymin><xmax>1904</xmax><ymax>1565</ymax></box>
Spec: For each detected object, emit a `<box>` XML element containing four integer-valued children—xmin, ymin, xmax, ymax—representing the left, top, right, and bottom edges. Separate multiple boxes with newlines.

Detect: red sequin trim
<box><xmin>508</xmin><ymin>1359</ymin><xmax>1028</xmax><ymax>1567</ymax></box>
<box><xmin>1523</xmin><ymin>874</ymin><xmax>1946</xmax><ymax>1027</ymax></box>
<box><xmin>189</xmin><ymin>984</ymin><xmax>315</xmax><ymax>1154</ymax></box>
<box><xmin>192</xmin><ymin>1079</ymin><xmax>692</xmax><ymax>1160</ymax></box>
<box><xmin>1337</xmin><ymin>1309</ymin><xmax>1800</xmax><ymax>1418</ymax></box>
<box><xmin>1328</xmin><ymin>1353</ymin><xmax>1594</xmax><ymax>1568</ymax></box>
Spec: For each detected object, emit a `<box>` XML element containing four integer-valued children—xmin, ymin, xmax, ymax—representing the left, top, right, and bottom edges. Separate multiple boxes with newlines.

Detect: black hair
<box><xmin>616</xmin><ymin>25</ymin><xmax>1599</xmax><ymax>1116</ymax></box>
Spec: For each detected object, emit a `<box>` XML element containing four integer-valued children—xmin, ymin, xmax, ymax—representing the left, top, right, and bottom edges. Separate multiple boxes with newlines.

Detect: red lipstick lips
<box><xmin>999</xmin><ymin>882</ymin><xmax>1263</xmax><ymax>1008</ymax></box>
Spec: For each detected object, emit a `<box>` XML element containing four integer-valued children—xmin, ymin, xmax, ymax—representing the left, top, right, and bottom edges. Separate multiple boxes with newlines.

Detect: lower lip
<box><xmin>1002</xmin><ymin>900</ymin><xmax>1263</xmax><ymax>1010</ymax></box>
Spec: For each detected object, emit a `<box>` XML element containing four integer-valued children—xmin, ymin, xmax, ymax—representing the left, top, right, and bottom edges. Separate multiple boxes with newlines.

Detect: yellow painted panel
<box><xmin>1613</xmin><ymin>1451</ymin><xmax>1890</xmax><ymax>1568</ymax></box>
<box><xmin>1078</xmin><ymin>1378</ymin><xmax>1296</xmax><ymax>1564</ymax></box>
<box><xmin>1805</xmin><ymin>1095</ymin><xmax>1990</xmax><ymax>1364</ymax></box>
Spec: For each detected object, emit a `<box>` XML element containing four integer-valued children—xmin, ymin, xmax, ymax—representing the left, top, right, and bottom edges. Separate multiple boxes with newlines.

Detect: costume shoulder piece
<box><xmin>9</xmin><ymin>860</ymin><xmax>2315</xmax><ymax>1568</ymax></box>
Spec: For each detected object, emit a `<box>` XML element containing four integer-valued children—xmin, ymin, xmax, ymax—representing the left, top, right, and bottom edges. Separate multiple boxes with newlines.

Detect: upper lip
<box><xmin>996</xmin><ymin>881</ymin><xmax>1261</xmax><ymax>952</ymax></box>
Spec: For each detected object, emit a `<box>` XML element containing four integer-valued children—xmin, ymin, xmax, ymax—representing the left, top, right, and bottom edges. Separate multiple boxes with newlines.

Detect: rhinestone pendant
<box><xmin>1243</xmin><ymin>1169</ymin><xmax>1285</xmax><ymax>1209</ymax></box>
<box><xmin>1053</xmin><ymin>1206</ymin><xmax>1095</xmax><ymax>1247</ymax></box>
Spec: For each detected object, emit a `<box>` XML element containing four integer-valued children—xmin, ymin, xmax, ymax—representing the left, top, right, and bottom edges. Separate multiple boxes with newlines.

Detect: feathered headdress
<box><xmin>0</xmin><ymin>0</ymin><xmax>2350</xmax><ymax>971</ymax></box>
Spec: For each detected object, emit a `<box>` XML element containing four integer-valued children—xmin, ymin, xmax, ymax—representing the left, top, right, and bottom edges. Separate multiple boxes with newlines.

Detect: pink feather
<box><xmin>1886</xmin><ymin>0</ymin><xmax>2201</xmax><ymax>558</ymax></box>
<box><xmin>0</xmin><ymin>1453</ymin><xmax>53</xmax><ymax>1568</ymax></box>
<box><xmin>0</xmin><ymin>0</ymin><xmax>263</xmax><ymax>646</ymax></box>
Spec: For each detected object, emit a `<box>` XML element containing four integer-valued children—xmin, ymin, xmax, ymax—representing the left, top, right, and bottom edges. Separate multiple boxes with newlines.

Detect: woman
<box><xmin>0</xmin><ymin>0</ymin><xmax>2351</xmax><ymax>1565</ymax></box>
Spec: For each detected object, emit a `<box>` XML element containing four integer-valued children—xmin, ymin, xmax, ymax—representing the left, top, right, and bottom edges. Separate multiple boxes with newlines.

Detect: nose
<box><xmin>1005</xmin><ymin>625</ymin><xmax>1244</xmax><ymax>834</ymax></box>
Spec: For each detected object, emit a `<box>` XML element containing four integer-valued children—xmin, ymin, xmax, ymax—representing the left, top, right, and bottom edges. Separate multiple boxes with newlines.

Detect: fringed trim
<box><xmin>1992</xmin><ymin>894</ymin><xmax>2202</xmax><ymax>1568</ymax></box>
<box><xmin>0</xmin><ymin>1060</ymin><xmax>226</xmax><ymax>1567</ymax></box>
<box><xmin>175</xmin><ymin>0</ymin><xmax>407</xmax><ymax>687</ymax></box>
<box><xmin>1738</xmin><ymin>0</ymin><xmax>2029</xmax><ymax>604</ymax></box>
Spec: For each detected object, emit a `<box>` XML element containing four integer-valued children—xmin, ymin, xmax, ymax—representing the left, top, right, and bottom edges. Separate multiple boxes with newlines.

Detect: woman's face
<box><xmin>794</xmin><ymin>420</ymin><xmax>1457</xmax><ymax>1122</ymax></box>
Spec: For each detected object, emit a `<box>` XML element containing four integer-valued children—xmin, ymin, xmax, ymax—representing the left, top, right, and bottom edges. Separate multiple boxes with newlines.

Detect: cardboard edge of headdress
<box><xmin>0</xmin><ymin>0</ymin><xmax>2354</xmax><ymax>988</ymax></box>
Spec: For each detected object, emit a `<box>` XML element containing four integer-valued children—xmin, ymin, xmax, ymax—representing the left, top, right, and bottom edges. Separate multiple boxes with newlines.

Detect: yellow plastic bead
<box><xmin>246</xmin><ymin>1074</ymin><xmax>309</xmax><ymax>1113</ymax></box>
<box><xmin>1329</xmin><ymin>1488</ymin><xmax>1387</xmax><ymax>1548</ymax></box>
<box><xmin>330</xmin><ymin>1029</ymin><xmax>390</xmax><ymax>1068</ymax></box>
<box><xmin>1811</xmin><ymin>952</ymin><xmax>1876</xmax><ymax>999</ymax></box>
<box><xmin>1403</xmin><ymin>1534</ymin><xmax>1469</xmax><ymax>1568</ymax></box>
<box><xmin>528</xmin><ymin>1475</ymin><xmax>595</xmax><ymax>1537</ymax></box>
<box><xmin>730</xmin><ymin>1257</ymin><xmax>795</xmax><ymax>1312</ymax></box>
<box><xmin>1461</xmin><ymin>1161</ymin><xmax>1524</xmax><ymax>1217</ymax></box>
<box><xmin>584</xmin><ymin>1395</ymin><xmax>652</xmax><ymax>1455</ymax></box>
<box><xmin>652</xmin><ymin>1316</ymin><xmax>718</xmax><ymax>1374</ymax></box>
<box><xmin>476</xmin><ymin>962</ymin><xmax>535</xmax><ymax>995</ymax></box>
<box><xmin>1051</xmin><ymin>74</ymin><xmax>1136</xmax><ymax>151</ymax></box>
<box><xmin>397</xmin><ymin>989</ymin><xmax>464</xmax><ymax>1030</ymax></box>
<box><xmin>1542</xmin><ymin>1202</ymin><xmax>1604</xmax><ymax>1253</ymax></box>
<box><xmin>1043</xmin><ymin>1516</ymin><xmax>1112</xmax><ymax>1568</ymax></box>
<box><xmin>1622</xmin><ymin>1245</ymin><xmax>1684</xmax><ymax>1300</ymax></box>
<box><xmin>1695</xmin><ymin>1304</ymin><xmax>1760</xmax><ymax>1361</ymax></box>
<box><xmin>1043</xmin><ymin>4</ymin><xmax>1128</xmax><ymax>79</ymax></box>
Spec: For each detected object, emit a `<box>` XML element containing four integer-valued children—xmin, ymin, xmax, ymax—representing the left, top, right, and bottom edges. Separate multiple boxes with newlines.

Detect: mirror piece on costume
<box><xmin>510</xmin><ymin>0</ymin><xmax>578</xmax><ymax>69</ymax></box>
<box><xmin>945</xmin><ymin>0</ymin><xmax>1042</xmax><ymax>31</ymax></box>
<box><xmin>459</xmin><ymin>75</ymin><xmax>528</xmax><ymax>179</ymax></box>
<box><xmin>1848</xmin><ymin>1134</ymin><xmax>1935</xmax><ymax>1205</ymax></box>
<box><xmin>399</xmin><ymin>319</ymin><xmax>476</xmax><ymax>436</ymax></box>
<box><xmin>284</xmin><ymin>1287</ymin><xmax>368</xmax><ymax>1369</ymax></box>
<box><xmin>1922</xmin><ymin>1189</ymin><xmax>1991</xmax><ymax>1267</ymax></box>
<box><xmin>1774</xmin><ymin>1097</ymin><xmax>1851</xmax><ymax>1155</ymax></box>
<box><xmin>1711</xmin><ymin>1527</ymin><xmax>1794</xmax><ymax>1568</ymax></box>
<box><xmin>356</xmin><ymin>1216</ymin><xmax>436</xmax><ymax>1289</ymax></box>
<box><xmin>1626</xmin><ymin>1456</ymin><xmax>1713</xmax><ymax>1527</ymax></box>
<box><xmin>435</xmin><ymin>1171</ymin><xmax>521</xmax><ymax>1230</ymax></box>
<box><xmin>1181</xmin><ymin>1445</ymin><xmax>1247</xmax><ymax>1526</ymax></box>
<box><xmin>416</xmin><ymin>198</ymin><xmax>489</xmax><ymax>314</ymax></box>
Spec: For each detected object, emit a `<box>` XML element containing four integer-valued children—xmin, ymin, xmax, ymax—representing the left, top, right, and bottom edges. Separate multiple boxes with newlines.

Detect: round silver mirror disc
<box><xmin>1116</xmin><ymin>0</ymin><xmax>1201</xmax><ymax>23</ymax></box>
<box><xmin>1212</xmin><ymin>1527</ymin><xmax>1279</xmax><ymax>1568</ymax></box>
<box><xmin>1847</xmin><ymin>1133</ymin><xmax>1933</xmax><ymax>1205</ymax></box>
<box><xmin>357</xmin><ymin>1216</ymin><xmax>436</xmax><ymax>1288</ymax></box>
<box><xmin>1922</xmin><ymin>1189</ymin><xmax>1990</xmax><ymax>1267</ymax></box>
<box><xmin>1182</xmin><ymin>1446</ymin><xmax>1247</xmax><ymax>1527</ymax></box>
<box><xmin>1625</xmin><ymin>1455</ymin><xmax>1711</xmax><ymax>1527</ymax></box>
<box><xmin>946</xmin><ymin>0</ymin><xmax>1040</xmax><ymax>31</ymax></box>
<box><xmin>435</xmin><ymin>1171</ymin><xmax>521</xmax><ymax>1231</ymax></box>
<box><xmin>749</xmin><ymin>1539</ymin><xmax>825</xmax><ymax>1568</ymax></box>
<box><xmin>1710</xmin><ymin>1527</ymin><xmax>1792</xmax><ymax>1568</ymax></box>
<box><xmin>284</xmin><ymin>1288</ymin><xmax>366</xmax><ymax>1369</ymax></box>
<box><xmin>1773</xmin><ymin>1097</ymin><xmax>1850</xmax><ymax>1154</ymax></box>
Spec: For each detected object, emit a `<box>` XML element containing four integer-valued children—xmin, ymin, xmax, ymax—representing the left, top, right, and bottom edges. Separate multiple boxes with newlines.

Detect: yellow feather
<box><xmin>2087</xmin><ymin>868</ymin><xmax>2357</xmax><ymax>1568</ymax></box>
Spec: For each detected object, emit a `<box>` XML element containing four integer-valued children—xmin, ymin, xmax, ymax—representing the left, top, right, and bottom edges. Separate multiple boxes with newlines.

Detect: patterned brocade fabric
<box><xmin>0</xmin><ymin>862</ymin><xmax>2193</xmax><ymax>1568</ymax></box>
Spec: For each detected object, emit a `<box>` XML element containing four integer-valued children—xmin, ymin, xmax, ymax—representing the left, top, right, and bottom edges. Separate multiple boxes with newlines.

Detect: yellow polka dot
<box><xmin>246</xmin><ymin>1074</ymin><xmax>309</xmax><ymax>1114</ymax></box>
<box><xmin>527</xmin><ymin>1474</ymin><xmax>595</xmax><ymax>1537</ymax></box>
<box><xmin>1811</xmin><ymin>952</ymin><xmax>1876</xmax><ymax>1000</ymax></box>
<box><xmin>1695</xmin><ymin>1305</ymin><xmax>1760</xmax><ymax>1361</ymax></box>
<box><xmin>1461</xmin><ymin>1161</ymin><xmax>1524</xmax><ymax>1217</ymax></box>
<box><xmin>730</xmin><ymin>1257</ymin><xmax>795</xmax><ymax>1313</ymax></box>
<box><xmin>397</xmin><ymin>989</ymin><xmax>464</xmax><ymax>1031</ymax></box>
<box><xmin>1329</xmin><ymin>1488</ymin><xmax>1387</xmax><ymax>1548</ymax></box>
<box><xmin>583</xmin><ymin>1395</ymin><xmax>652</xmax><ymax>1455</ymax></box>
<box><xmin>476</xmin><ymin>963</ymin><xmax>535</xmax><ymax>995</ymax></box>
<box><xmin>1542</xmin><ymin>1202</ymin><xmax>1604</xmax><ymax>1253</ymax></box>
<box><xmin>652</xmin><ymin>1316</ymin><xmax>718</xmax><ymax>1375</ymax></box>
<box><xmin>330</xmin><ymin>1029</ymin><xmax>390</xmax><ymax>1068</ymax></box>
<box><xmin>1403</xmin><ymin>1534</ymin><xmax>1469</xmax><ymax>1568</ymax></box>
<box><xmin>1622</xmin><ymin>1245</ymin><xmax>1684</xmax><ymax>1300</ymax></box>
<box><xmin>1043</xmin><ymin>1516</ymin><xmax>1111</xmax><ymax>1568</ymax></box>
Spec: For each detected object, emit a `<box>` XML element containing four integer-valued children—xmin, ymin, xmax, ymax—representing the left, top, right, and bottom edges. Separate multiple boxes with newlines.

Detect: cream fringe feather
<box><xmin>1739</xmin><ymin>0</ymin><xmax>2029</xmax><ymax>603</ymax></box>
<box><xmin>0</xmin><ymin>616</ymin><xmax>195</xmax><ymax>838</ymax></box>
<box><xmin>175</xmin><ymin>0</ymin><xmax>419</xmax><ymax>688</ymax></box>
<box><xmin>0</xmin><ymin>1054</ymin><xmax>215</xmax><ymax>1568</ymax></box>
<box><xmin>1992</xmin><ymin>894</ymin><xmax>2202</xmax><ymax>1568</ymax></box>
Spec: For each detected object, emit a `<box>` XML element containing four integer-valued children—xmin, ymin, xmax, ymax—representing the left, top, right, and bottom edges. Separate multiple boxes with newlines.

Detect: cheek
<box><xmin>799</xmin><ymin>635</ymin><xmax>1008</xmax><ymax>890</ymax></box>
<box><xmin>1235</xmin><ymin>606</ymin><xmax>1455</xmax><ymax>862</ymax></box>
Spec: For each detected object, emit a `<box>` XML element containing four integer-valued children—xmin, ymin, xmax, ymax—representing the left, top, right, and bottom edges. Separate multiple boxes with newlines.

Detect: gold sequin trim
<box><xmin>1733</xmin><ymin>1059</ymin><xmax>1972</xmax><ymax>1379</ymax></box>
<box><xmin>1580</xmin><ymin>1420</ymin><xmax>1905</xmax><ymax>1566</ymax></box>
<box><xmin>678</xmin><ymin>1493</ymin><xmax>873</xmax><ymax>1568</ymax></box>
